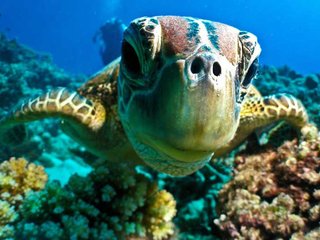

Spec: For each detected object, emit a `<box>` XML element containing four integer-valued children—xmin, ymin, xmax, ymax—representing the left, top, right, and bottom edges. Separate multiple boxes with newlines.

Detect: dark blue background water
<box><xmin>1</xmin><ymin>0</ymin><xmax>319</xmax><ymax>75</ymax></box>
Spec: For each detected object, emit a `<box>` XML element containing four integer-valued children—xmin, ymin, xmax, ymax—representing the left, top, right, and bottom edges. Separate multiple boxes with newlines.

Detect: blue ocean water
<box><xmin>1</xmin><ymin>1</ymin><xmax>320</xmax><ymax>239</ymax></box>
<box><xmin>0</xmin><ymin>0</ymin><xmax>319</xmax><ymax>75</ymax></box>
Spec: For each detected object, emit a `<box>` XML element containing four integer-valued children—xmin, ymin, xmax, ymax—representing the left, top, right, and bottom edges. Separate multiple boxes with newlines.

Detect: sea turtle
<box><xmin>0</xmin><ymin>16</ymin><xmax>308</xmax><ymax>176</ymax></box>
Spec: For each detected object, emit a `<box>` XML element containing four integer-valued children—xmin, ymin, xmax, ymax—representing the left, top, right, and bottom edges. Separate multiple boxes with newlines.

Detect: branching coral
<box><xmin>0</xmin><ymin>157</ymin><xmax>48</xmax><ymax>238</ymax></box>
<box><xmin>215</xmin><ymin>124</ymin><xmax>320</xmax><ymax>239</ymax></box>
<box><xmin>12</xmin><ymin>163</ymin><xmax>176</xmax><ymax>239</ymax></box>
<box><xmin>144</xmin><ymin>189</ymin><xmax>176</xmax><ymax>240</ymax></box>
<box><xmin>0</xmin><ymin>157</ymin><xmax>48</xmax><ymax>206</ymax></box>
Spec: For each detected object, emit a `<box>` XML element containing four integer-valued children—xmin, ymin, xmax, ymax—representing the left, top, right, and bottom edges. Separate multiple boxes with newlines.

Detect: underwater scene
<box><xmin>0</xmin><ymin>0</ymin><xmax>319</xmax><ymax>239</ymax></box>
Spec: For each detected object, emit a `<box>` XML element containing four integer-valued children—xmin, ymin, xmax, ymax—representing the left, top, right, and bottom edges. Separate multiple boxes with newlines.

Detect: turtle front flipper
<box><xmin>0</xmin><ymin>58</ymin><xmax>140</xmax><ymax>162</ymax></box>
<box><xmin>0</xmin><ymin>88</ymin><xmax>106</xmax><ymax>150</ymax></box>
<box><xmin>215</xmin><ymin>93</ymin><xmax>309</xmax><ymax>156</ymax></box>
<box><xmin>240</xmin><ymin>93</ymin><xmax>308</xmax><ymax>128</ymax></box>
<box><xmin>0</xmin><ymin>88</ymin><xmax>106</xmax><ymax>131</ymax></box>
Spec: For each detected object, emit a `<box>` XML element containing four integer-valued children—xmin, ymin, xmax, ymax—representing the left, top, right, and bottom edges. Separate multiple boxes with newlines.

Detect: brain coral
<box><xmin>215</xmin><ymin>124</ymin><xmax>320</xmax><ymax>239</ymax></box>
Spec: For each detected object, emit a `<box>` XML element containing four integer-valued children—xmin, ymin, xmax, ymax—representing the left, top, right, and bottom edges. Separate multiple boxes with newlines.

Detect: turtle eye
<box><xmin>122</xmin><ymin>40</ymin><xmax>141</xmax><ymax>77</ymax></box>
<box><xmin>242</xmin><ymin>58</ymin><xmax>259</xmax><ymax>87</ymax></box>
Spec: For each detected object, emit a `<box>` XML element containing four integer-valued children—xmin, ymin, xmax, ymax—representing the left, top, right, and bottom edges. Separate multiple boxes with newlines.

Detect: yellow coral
<box><xmin>0</xmin><ymin>200</ymin><xmax>16</xmax><ymax>238</ymax></box>
<box><xmin>0</xmin><ymin>157</ymin><xmax>47</xmax><ymax>237</ymax></box>
<box><xmin>144</xmin><ymin>189</ymin><xmax>177</xmax><ymax>240</ymax></box>
<box><xmin>0</xmin><ymin>200</ymin><xmax>17</xmax><ymax>226</ymax></box>
<box><xmin>0</xmin><ymin>157</ymin><xmax>47</xmax><ymax>205</ymax></box>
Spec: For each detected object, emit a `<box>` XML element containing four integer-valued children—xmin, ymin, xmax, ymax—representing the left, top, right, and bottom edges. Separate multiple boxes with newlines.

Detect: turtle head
<box><xmin>118</xmin><ymin>16</ymin><xmax>261</xmax><ymax>175</ymax></box>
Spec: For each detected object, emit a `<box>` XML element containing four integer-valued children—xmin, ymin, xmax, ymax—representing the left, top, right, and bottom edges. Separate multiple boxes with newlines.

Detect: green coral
<box><xmin>12</xmin><ymin>163</ymin><xmax>176</xmax><ymax>239</ymax></box>
<box><xmin>155</xmin><ymin>157</ymin><xmax>232</xmax><ymax>239</ymax></box>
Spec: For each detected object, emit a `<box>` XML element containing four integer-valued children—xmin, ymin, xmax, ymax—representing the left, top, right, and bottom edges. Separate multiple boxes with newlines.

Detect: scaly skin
<box><xmin>0</xmin><ymin>16</ymin><xmax>309</xmax><ymax>176</ymax></box>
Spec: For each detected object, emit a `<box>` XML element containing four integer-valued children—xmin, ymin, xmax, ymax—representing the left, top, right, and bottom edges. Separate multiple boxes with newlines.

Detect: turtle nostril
<box><xmin>212</xmin><ymin>62</ymin><xmax>221</xmax><ymax>76</ymax></box>
<box><xmin>190</xmin><ymin>57</ymin><xmax>204</xmax><ymax>74</ymax></box>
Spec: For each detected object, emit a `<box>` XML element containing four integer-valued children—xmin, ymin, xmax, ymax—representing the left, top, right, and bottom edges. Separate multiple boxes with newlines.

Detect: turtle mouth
<box><xmin>122</xmin><ymin>123</ymin><xmax>213</xmax><ymax>175</ymax></box>
<box><xmin>138</xmin><ymin>133</ymin><xmax>213</xmax><ymax>163</ymax></box>
<box><xmin>142</xmin><ymin>151</ymin><xmax>211</xmax><ymax>176</ymax></box>
<box><xmin>135</xmin><ymin>133</ymin><xmax>213</xmax><ymax>176</ymax></box>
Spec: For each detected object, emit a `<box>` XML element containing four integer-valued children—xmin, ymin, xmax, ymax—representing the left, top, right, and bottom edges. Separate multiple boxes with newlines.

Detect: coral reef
<box><xmin>0</xmin><ymin>157</ymin><xmax>48</xmax><ymax>238</ymax></box>
<box><xmin>214</xmin><ymin>124</ymin><xmax>320</xmax><ymax>239</ymax></box>
<box><xmin>10</xmin><ymin>163</ymin><xmax>176</xmax><ymax>240</ymax></box>
<box><xmin>0</xmin><ymin>33</ymin><xmax>84</xmax><ymax>111</ymax></box>
<box><xmin>155</xmin><ymin>158</ymin><xmax>232</xmax><ymax>239</ymax></box>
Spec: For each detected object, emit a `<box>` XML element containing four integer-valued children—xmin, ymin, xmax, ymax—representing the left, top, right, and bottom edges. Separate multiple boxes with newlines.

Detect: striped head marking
<box><xmin>118</xmin><ymin>16</ymin><xmax>261</xmax><ymax>175</ymax></box>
